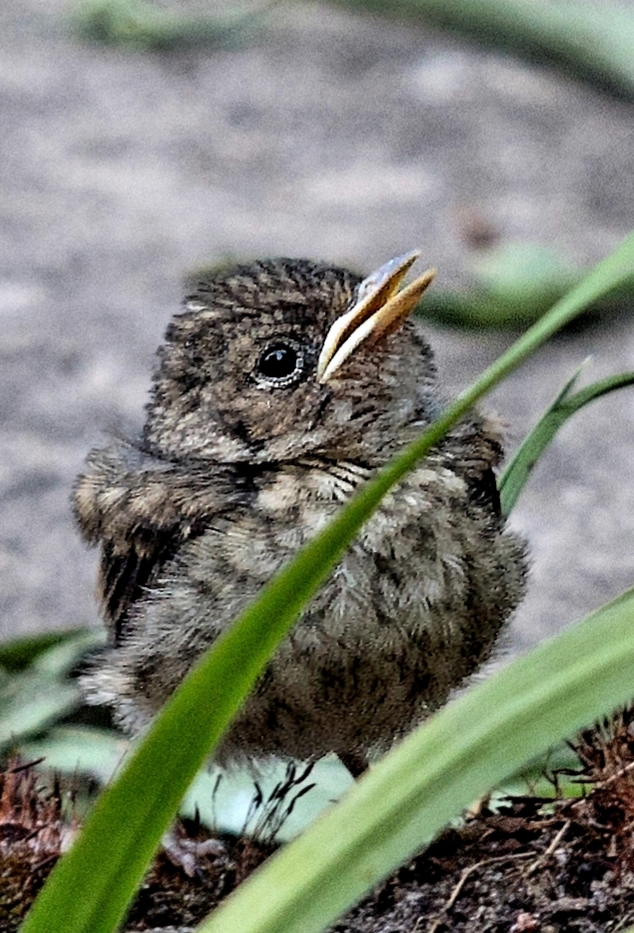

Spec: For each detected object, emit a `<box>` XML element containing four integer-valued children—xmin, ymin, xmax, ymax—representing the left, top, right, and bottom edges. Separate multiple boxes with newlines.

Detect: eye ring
<box><xmin>255</xmin><ymin>339</ymin><xmax>305</xmax><ymax>387</ymax></box>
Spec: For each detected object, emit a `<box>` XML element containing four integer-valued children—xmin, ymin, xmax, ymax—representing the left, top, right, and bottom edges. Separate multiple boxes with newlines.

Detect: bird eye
<box><xmin>256</xmin><ymin>341</ymin><xmax>304</xmax><ymax>386</ymax></box>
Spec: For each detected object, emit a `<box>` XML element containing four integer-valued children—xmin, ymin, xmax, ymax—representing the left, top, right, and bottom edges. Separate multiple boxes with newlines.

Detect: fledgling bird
<box><xmin>74</xmin><ymin>251</ymin><xmax>527</xmax><ymax>777</ymax></box>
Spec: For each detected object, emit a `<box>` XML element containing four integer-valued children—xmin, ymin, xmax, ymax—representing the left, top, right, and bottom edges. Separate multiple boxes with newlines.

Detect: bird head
<box><xmin>143</xmin><ymin>252</ymin><xmax>437</xmax><ymax>464</ymax></box>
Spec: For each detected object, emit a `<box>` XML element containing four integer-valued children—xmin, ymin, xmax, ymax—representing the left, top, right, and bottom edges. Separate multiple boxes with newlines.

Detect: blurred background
<box><xmin>1</xmin><ymin>1</ymin><xmax>634</xmax><ymax>685</ymax></box>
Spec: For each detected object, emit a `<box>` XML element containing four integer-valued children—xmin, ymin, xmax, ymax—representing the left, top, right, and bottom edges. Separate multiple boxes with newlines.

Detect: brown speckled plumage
<box><xmin>74</xmin><ymin>256</ymin><xmax>526</xmax><ymax>774</ymax></box>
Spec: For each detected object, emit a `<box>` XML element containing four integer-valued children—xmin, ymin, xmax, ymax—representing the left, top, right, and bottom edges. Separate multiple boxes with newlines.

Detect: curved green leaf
<box><xmin>499</xmin><ymin>365</ymin><xmax>634</xmax><ymax>518</ymax></box>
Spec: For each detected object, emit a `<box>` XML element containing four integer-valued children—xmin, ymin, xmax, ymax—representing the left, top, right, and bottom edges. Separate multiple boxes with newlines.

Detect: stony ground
<box><xmin>1</xmin><ymin>0</ymin><xmax>634</xmax><ymax>660</ymax></box>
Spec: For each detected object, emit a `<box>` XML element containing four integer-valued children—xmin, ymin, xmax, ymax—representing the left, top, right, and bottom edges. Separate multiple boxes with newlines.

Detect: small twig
<box><xmin>523</xmin><ymin>820</ymin><xmax>570</xmax><ymax>876</ymax></box>
<box><xmin>582</xmin><ymin>758</ymin><xmax>634</xmax><ymax>795</ymax></box>
<box><xmin>9</xmin><ymin>757</ymin><xmax>46</xmax><ymax>773</ymax></box>
<box><xmin>612</xmin><ymin>906</ymin><xmax>634</xmax><ymax>931</ymax></box>
<box><xmin>425</xmin><ymin>851</ymin><xmax>533</xmax><ymax>933</ymax></box>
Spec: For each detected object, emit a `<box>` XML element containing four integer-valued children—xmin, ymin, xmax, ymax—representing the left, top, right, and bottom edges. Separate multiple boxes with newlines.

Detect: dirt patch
<box><xmin>4</xmin><ymin>727</ymin><xmax>634</xmax><ymax>933</ymax></box>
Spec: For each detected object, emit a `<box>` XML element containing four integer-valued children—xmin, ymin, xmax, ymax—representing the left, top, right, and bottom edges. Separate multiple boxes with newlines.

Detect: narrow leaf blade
<box><xmin>499</xmin><ymin>368</ymin><xmax>634</xmax><ymax>517</ymax></box>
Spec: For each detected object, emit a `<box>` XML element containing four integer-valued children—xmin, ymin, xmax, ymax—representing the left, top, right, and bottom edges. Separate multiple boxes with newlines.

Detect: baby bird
<box><xmin>74</xmin><ymin>251</ymin><xmax>526</xmax><ymax>777</ymax></box>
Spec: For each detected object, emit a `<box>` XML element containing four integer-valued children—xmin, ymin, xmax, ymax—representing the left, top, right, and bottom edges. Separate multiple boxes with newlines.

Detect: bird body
<box><xmin>75</xmin><ymin>254</ymin><xmax>526</xmax><ymax>773</ymax></box>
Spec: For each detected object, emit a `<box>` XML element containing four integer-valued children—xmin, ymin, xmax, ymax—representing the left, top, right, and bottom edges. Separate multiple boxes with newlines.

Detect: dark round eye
<box><xmin>256</xmin><ymin>342</ymin><xmax>304</xmax><ymax>386</ymax></box>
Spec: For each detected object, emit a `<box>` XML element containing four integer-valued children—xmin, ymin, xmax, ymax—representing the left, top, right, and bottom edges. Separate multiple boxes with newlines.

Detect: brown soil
<box><xmin>4</xmin><ymin>711</ymin><xmax>634</xmax><ymax>933</ymax></box>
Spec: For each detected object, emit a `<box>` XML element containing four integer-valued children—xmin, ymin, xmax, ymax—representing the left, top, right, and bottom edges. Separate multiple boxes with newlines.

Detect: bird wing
<box><xmin>99</xmin><ymin>523</ymin><xmax>191</xmax><ymax>644</ymax></box>
<box><xmin>73</xmin><ymin>441</ymin><xmax>251</xmax><ymax>643</ymax></box>
<box><xmin>439</xmin><ymin>414</ymin><xmax>505</xmax><ymax>520</ymax></box>
<box><xmin>465</xmin><ymin>464</ymin><xmax>502</xmax><ymax>517</ymax></box>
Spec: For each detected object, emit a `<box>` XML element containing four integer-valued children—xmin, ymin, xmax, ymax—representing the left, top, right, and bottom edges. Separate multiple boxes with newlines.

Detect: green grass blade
<box><xmin>199</xmin><ymin>587</ymin><xmax>634</xmax><ymax>933</ymax></box>
<box><xmin>20</xmin><ymin>230</ymin><xmax>634</xmax><ymax>933</ymax></box>
<box><xmin>499</xmin><ymin>366</ymin><xmax>634</xmax><ymax>518</ymax></box>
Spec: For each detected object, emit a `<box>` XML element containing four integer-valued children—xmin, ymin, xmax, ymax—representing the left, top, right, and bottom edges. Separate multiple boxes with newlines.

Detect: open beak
<box><xmin>317</xmin><ymin>250</ymin><xmax>436</xmax><ymax>384</ymax></box>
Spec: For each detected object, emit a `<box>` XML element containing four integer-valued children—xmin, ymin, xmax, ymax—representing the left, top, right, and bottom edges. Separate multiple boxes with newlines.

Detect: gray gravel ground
<box><xmin>1</xmin><ymin>0</ymin><xmax>633</xmax><ymax>660</ymax></box>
